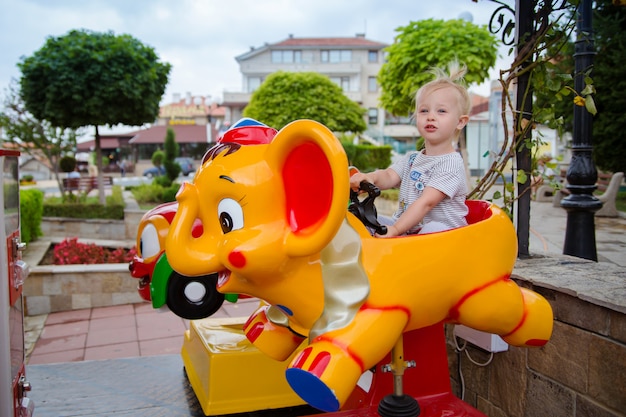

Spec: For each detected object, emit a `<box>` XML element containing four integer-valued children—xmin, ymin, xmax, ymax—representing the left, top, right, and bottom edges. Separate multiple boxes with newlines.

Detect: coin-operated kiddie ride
<box><xmin>163</xmin><ymin>118</ymin><xmax>554</xmax><ymax>416</ymax></box>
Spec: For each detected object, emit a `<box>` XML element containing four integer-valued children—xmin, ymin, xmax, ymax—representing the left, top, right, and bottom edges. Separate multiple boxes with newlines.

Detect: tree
<box><xmin>151</xmin><ymin>150</ymin><xmax>165</xmax><ymax>168</ymax></box>
<box><xmin>163</xmin><ymin>127</ymin><xmax>181</xmax><ymax>184</ymax></box>
<box><xmin>242</xmin><ymin>71</ymin><xmax>367</xmax><ymax>132</ymax></box>
<box><xmin>0</xmin><ymin>81</ymin><xmax>79</xmax><ymax>198</ymax></box>
<box><xmin>533</xmin><ymin>0</ymin><xmax>625</xmax><ymax>174</ymax></box>
<box><xmin>378</xmin><ymin>18</ymin><xmax>499</xmax><ymax>116</ymax></box>
<box><xmin>589</xmin><ymin>0</ymin><xmax>626</xmax><ymax>174</ymax></box>
<box><xmin>18</xmin><ymin>29</ymin><xmax>171</xmax><ymax>203</ymax></box>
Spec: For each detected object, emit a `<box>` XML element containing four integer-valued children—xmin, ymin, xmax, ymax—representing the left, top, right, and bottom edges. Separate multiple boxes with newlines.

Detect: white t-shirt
<box><xmin>390</xmin><ymin>150</ymin><xmax>468</xmax><ymax>234</ymax></box>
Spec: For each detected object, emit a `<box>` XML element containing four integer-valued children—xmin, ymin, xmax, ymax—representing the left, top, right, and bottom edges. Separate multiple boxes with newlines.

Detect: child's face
<box><xmin>416</xmin><ymin>86</ymin><xmax>468</xmax><ymax>147</ymax></box>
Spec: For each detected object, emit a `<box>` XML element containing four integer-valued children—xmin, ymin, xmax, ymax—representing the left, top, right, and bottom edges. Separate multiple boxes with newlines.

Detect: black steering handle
<box><xmin>348</xmin><ymin>181</ymin><xmax>388</xmax><ymax>235</ymax></box>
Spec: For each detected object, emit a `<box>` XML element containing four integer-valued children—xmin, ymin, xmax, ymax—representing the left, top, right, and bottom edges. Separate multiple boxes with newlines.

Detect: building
<box><xmin>221</xmin><ymin>34</ymin><xmax>417</xmax><ymax>143</ymax></box>
<box><xmin>77</xmin><ymin>94</ymin><xmax>227</xmax><ymax>163</ymax></box>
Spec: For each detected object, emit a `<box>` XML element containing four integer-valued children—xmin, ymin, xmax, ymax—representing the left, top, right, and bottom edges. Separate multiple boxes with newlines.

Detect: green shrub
<box><xmin>43</xmin><ymin>202</ymin><xmax>124</xmax><ymax>219</ymax></box>
<box><xmin>351</xmin><ymin>145</ymin><xmax>393</xmax><ymax>172</ymax></box>
<box><xmin>381</xmin><ymin>189</ymin><xmax>399</xmax><ymax>201</ymax></box>
<box><xmin>161</xmin><ymin>184</ymin><xmax>182</xmax><ymax>203</ymax></box>
<box><xmin>43</xmin><ymin>186</ymin><xmax>125</xmax><ymax>220</ymax></box>
<box><xmin>20</xmin><ymin>188</ymin><xmax>44</xmax><ymax>243</ymax></box>
<box><xmin>59</xmin><ymin>155</ymin><xmax>77</xmax><ymax>173</ymax></box>
<box><xmin>617</xmin><ymin>190</ymin><xmax>626</xmax><ymax>213</ymax></box>
<box><xmin>130</xmin><ymin>182</ymin><xmax>181</xmax><ymax>205</ymax></box>
<box><xmin>151</xmin><ymin>150</ymin><xmax>165</xmax><ymax>168</ymax></box>
<box><xmin>130</xmin><ymin>183</ymin><xmax>165</xmax><ymax>204</ymax></box>
<box><xmin>106</xmin><ymin>185</ymin><xmax>124</xmax><ymax>205</ymax></box>
<box><xmin>154</xmin><ymin>174</ymin><xmax>172</xmax><ymax>188</ymax></box>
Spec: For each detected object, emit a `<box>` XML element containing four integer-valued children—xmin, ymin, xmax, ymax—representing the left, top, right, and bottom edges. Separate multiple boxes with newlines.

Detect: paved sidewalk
<box><xmin>25</xmin><ymin>297</ymin><xmax>262</xmax><ymax>365</ymax></box>
<box><xmin>527</xmin><ymin>200</ymin><xmax>626</xmax><ymax>267</ymax></box>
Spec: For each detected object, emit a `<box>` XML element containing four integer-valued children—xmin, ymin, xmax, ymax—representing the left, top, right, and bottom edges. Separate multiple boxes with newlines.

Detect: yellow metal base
<box><xmin>181</xmin><ymin>317</ymin><xmax>305</xmax><ymax>416</ymax></box>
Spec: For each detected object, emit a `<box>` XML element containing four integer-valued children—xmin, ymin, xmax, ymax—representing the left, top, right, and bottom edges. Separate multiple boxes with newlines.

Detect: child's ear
<box><xmin>457</xmin><ymin>115</ymin><xmax>470</xmax><ymax>130</ymax></box>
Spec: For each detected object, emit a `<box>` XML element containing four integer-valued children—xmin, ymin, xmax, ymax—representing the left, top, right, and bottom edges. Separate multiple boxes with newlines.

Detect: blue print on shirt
<box><xmin>410</xmin><ymin>169</ymin><xmax>425</xmax><ymax>191</ymax></box>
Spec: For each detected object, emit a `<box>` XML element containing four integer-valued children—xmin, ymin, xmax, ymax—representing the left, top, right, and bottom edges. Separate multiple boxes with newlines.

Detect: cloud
<box><xmin>1</xmin><ymin>0</ymin><xmax>513</xmax><ymax>105</ymax></box>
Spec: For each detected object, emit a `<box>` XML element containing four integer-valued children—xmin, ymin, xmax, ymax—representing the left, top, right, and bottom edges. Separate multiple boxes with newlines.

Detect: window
<box><xmin>368</xmin><ymin>50</ymin><xmax>378</xmax><ymax>63</ymax></box>
<box><xmin>368</xmin><ymin>76</ymin><xmax>378</xmax><ymax>92</ymax></box>
<box><xmin>247</xmin><ymin>77</ymin><xmax>263</xmax><ymax>93</ymax></box>
<box><xmin>321</xmin><ymin>49</ymin><xmax>352</xmax><ymax>63</ymax></box>
<box><xmin>385</xmin><ymin>111</ymin><xmax>413</xmax><ymax>125</ymax></box>
<box><xmin>368</xmin><ymin>108</ymin><xmax>378</xmax><ymax>125</ymax></box>
<box><xmin>271</xmin><ymin>50</ymin><xmax>302</xmax><ymax>63</ymax></box>
<box><xmin>330</xmin><ymin>76</ymin><xmax>350</xmax><ymax>92</ymax></box>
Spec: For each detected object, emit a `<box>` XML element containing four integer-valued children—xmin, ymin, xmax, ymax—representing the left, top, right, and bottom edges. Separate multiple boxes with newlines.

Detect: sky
<box><xmin>0</xmin><ymin>0</ymin><xmax>513</xmax><ymax>114</ymax></box>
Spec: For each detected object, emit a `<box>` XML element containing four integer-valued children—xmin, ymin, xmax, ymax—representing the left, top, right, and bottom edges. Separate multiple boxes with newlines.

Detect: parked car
<box><xmin>143</xmin><ymin>166</ymin><xmax>166</xmax><ymax>178</ymax></box>
<box><xmin>174</xmin><ymin>157</ymin><xmax>195</xmax><ymax>176</ymax></box>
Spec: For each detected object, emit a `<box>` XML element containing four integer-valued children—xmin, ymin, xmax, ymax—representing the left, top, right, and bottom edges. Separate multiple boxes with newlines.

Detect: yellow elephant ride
<box><xmin>166</xmin><ymin>118</ymin><xmax>553</xmax><ymax>413</ymax></box>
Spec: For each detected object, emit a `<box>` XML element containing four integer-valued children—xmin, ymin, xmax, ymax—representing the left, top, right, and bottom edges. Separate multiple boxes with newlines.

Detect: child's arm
<box><xmin>378</xmin><ymin>186</ymin><xmax>446</xmax><ymax>238</ymax></box>
<box><xmin>349</xmin><ymin>168</ymin><xmax>400</xmax><ymax>192</ymax></box>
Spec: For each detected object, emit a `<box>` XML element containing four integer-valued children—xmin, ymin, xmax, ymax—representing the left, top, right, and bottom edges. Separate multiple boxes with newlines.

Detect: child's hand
<box><xmin>349</xmin><ymin>172</ymin><xmax>368</xmax><ymax>192</ymax></box>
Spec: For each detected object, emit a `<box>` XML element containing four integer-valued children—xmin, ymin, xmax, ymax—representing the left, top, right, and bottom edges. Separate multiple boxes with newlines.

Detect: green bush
<box><xmin>106</xmin><ymin>185</ymin><xmax>124</xmax><ymax>205</ymax></box>
<box><xmin>151</xmin><ymin>150</ymin><xmax>165</xmax><ymax>168</ymax></box>
<box><xmin>354</xmin><ymin>145</ymin><xmax>392</xmax><ymax>172</ymax></box>
<box><xmin>43</xmin><ymin>202</ymin><xmax>124</xmax><ymax>219</ymax></box>
<box><xmin>161</xmin><ymin>184</ymin><xmax>181</xmax><ymax>203</ymax></box>
<box><xmin>20</xmin><ymin>188</ymin><xmax>44</xmax><ymax>243</ymax></box>
<box><xmin>43</xmin><ymin>185</ymin><xmax>125</xmax><ymax>219</ymax></box>
<box><xmin>617</xmin><ymin>190</ymin><xmax>626</xmax><ymax>213</ymax></box>
<box><xmin>154</xmin><ymin>174</ymin><xmax>172</xmax><ymax>188</ymax></box>
<box><xmin>130</xmin><ymin>182</ymin><xmax>181</xmax><ymax>205</ymax></box>
<box><xmin>342</xmin><ymin>143</ymin><xmax>392</xmax><ymax>172</ymax></box>
<box><xmin>130</xmin><ymin>183</ymin><xmax>165</xmax><ymax>204</ymax></box>
<box><xmin>381</xmin><ymin>189</ymin><xmax>399</xmax><ymax>201</ymax></box>
<box><xmin>59</xmin><ymin>155</ymin><xmax>77</xmax><ymax>173</ymax></box>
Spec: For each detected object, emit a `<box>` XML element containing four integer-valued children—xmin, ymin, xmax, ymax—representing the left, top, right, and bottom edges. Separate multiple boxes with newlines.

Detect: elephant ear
<box><xmin>266</xmin><ymin>120</ymin><xmax>349</xmax><ymax>257</ymax></box>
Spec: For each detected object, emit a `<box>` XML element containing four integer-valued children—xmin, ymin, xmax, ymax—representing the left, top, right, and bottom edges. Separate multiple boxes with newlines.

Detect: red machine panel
<box><xmin>0</xmin><ymin>149</ymin><xmax>34</xmax><ymax>417</ymax></box>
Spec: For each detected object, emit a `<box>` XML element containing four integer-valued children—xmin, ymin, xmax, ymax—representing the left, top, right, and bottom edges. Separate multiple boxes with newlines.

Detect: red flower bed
<box><xmin>52</xmin><ymin>237</ymin><xmax>137</xmax><ymax>265</ymax></box>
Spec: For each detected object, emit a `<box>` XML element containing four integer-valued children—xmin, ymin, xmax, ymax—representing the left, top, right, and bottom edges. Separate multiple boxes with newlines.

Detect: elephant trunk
<box><xmin>166</xmin><ymin>182</ymin><xmax>216</xmax><ymax>276</ymax></box>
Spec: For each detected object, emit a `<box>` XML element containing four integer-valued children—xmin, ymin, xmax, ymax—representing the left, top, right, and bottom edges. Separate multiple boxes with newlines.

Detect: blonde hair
<box><xmin>415</xmin><ymin>61</ymin><xmax>471</xmax><ymax>116</ymax></box>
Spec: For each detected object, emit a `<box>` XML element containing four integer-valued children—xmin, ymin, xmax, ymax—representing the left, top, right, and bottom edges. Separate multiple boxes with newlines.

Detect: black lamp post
<box><xmin>561</xmin><ymin>0</ymin><xmax>601</xmax><ymax>261</ymax></box>
<box><xmin>514</xmin><ymin>0</ymin><xmax>534</xmax><ymax>258</ymax></box>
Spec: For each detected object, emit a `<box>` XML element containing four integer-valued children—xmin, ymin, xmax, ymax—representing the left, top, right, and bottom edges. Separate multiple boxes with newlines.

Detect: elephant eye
<box><xmin>218</xmin><ymin>198</ymin><xmax>243</xmax><ymax>234</ymax></box>
<box><xmin>140</xmin><ymin>223</ymin><xmax>161</xmax><ymax>259</ymax></box>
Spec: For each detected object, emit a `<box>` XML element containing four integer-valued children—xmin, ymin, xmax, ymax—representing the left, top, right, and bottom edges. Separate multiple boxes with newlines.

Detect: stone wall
<box><xmin>40</xmin><ymin>208</ymin><xmax>144</xmax><ymax>241</ymax></box>
<box><xmin>24</xmin><ymin>263</ymin><xmax>142</xmax><ymax>316</ymax></box>
<box><xmin>40</xmin><ymin>217</ymin><xmax>126</xmax><ymax>241</ymax></box>
<box><xmin>444</xmin><ymin>256</ymin><xmax>626</xmax><ymax>417</ymax></box>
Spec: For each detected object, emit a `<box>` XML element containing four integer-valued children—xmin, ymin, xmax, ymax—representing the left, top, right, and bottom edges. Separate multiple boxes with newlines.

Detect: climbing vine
<box><xmin>468</xmin><ymin>0</ymin><xmax>595</xmax><ymax>215</ymax></box>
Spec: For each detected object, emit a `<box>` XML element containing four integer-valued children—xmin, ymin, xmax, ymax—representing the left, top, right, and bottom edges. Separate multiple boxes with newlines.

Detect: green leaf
<box><xmin>581</xmin><ymin>84</ymin><xmax>594</xmax><ymax>96</ymax></box>
<box><xmin>585</xmin><ymin>95</ymin><xmax>598</xmax><ymax>116</ymax></box>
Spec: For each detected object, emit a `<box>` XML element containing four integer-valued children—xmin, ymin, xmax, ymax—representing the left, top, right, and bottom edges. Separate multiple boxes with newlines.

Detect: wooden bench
<box><xmin>551</xmin><ymin>170</ymin><xmax>624</xmax><ymax>217</ymax></box>
<box><xmin>62</xmin><ymin>176</ymin><xmax>114</xmax><ymax>195</ymax></box>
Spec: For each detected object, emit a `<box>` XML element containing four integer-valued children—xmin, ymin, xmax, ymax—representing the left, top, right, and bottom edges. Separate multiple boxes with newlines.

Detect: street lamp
<box><xmin>560</xmin><ymin>0</ymin><xmax>601</xmax><ymax>261</ymax></box>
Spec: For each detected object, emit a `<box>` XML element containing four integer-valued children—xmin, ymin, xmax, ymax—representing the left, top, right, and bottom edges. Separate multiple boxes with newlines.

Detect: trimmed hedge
<box><xmin>20</xmin><ymin>188</ymin><xmax>44</xmax><ymax>244</ymax></box>
<box><xmin>43</xmin><ymin>202</ymin><xmax>124</xmax><ymax>219</ymax></box>
<box><xmin>42</xmin><ymin>185</ymin><xmax>126</xmax><ymax>220</ymax></box>
<box><xmin>342</xmin><ymin>143</ymin><xmax>393</xmax><ymax>172</ymax></box>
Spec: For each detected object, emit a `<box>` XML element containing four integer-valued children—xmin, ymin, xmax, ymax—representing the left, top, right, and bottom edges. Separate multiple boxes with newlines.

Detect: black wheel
<box><xmin>166</xmin><ymin>272</ymin><xmax>224</xmax><ymax>319</ymax></box>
